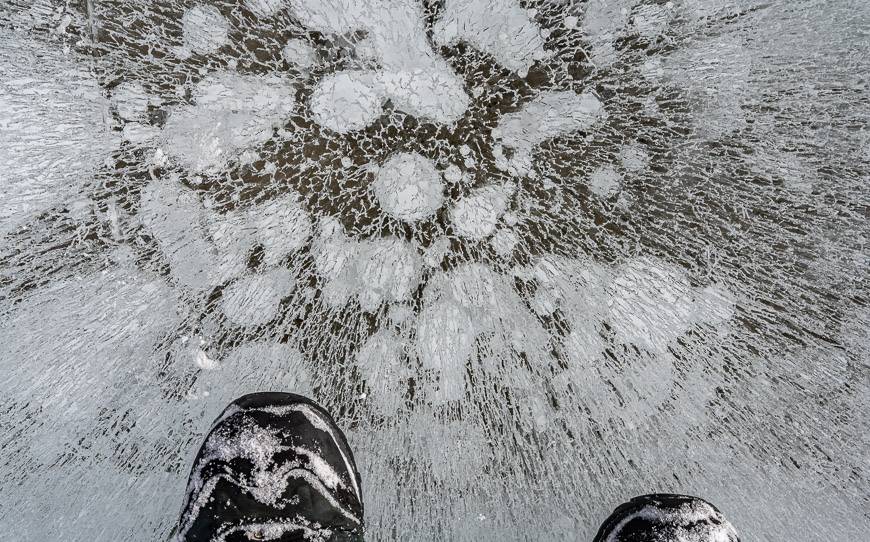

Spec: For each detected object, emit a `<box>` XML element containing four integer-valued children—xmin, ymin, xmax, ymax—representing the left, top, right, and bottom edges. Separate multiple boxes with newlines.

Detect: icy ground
<box><xmin>0</xmin><ymin>1</ymin><xmax>868</xmax><ymax>540</ymax></box>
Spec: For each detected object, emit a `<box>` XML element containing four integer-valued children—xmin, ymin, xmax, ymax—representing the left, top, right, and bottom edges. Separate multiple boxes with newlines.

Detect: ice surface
<box><xmin>372</xmin><ymin>152</ymin><xmax>445</xmax><ymax>221</ymax></box>
<box><xmin>1</xmin><ymin>0</ymin><xmax>869</xmax><ymax>541</ymax></box>
<box><xmin>432</xmin><ymin>0</ymin><xmax>546</xmax><ymax>75</ymax></box>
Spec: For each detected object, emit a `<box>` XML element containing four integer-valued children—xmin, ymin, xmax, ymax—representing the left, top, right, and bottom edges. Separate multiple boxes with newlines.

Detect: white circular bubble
<box><xmin>490</xmin><ymin>228</ymin><xmax>519</xmax><ymax>257</ymax></box>
<box><xmin>249</xmin><ymin>197</ymin><xmax>313</xmax><ymax>266</ymax></box>
<box><xmin>220</xmin><ymin>269</ymin><xmax>295</xmax><ymax>326</ymax></box>
<box><xmin>372</xmin><ymin>152</ymin><xmax>445</xmax><ymax>222</ymax></box>
<box><xmin>588</xmin><ymin>165</ymin><xmax>621</xmax><ymax>196</ymax></box>
<box><xmin>357</xmin><ymin>237</ymin><xmax>423</xmax><ymax>308</ymax></box>
<box><xmin>620</xmin><ymin>144</ymin><xmax>650</xmax><ymax>172</ymax></box>
<box><xmin>310</xmin><ymin>72</ymin><xmax>383</xmax><ymax>133</ymax></box>
<box><xmin>282</xmin><ymin>38</ymin><xmax>317</xmax><ymax>69</ymax></box>
<box><xmin>450</xmin><ymin>183</ymin><xmax>513</xmax><ymax>239</ymax></box>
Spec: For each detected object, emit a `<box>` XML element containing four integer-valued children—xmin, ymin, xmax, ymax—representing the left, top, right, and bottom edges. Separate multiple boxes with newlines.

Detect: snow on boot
<box><xmin>593</xmin><ymin>493</ymin><xmax>739</xmax><ymax>542</ymax></box>
<box><xmin>173</xmin><ymin>393</ymin><xmax>364</xmax><ymax>542</ymax></box>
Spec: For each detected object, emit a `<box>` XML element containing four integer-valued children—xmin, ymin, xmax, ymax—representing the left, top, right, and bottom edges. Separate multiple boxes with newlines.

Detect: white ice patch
<box><xmin>372</xmin><ymin>152</ymin><xmax>445</xmax><ymax>221</ymax></box>
<box><xmin>0</xmin><ymin>37</ymin><xmax>118</xmax><ymax>235</ymax></box>
<box><xmin>245</xmin><ymin>0</ymin><xmax>287</xmax><ymax>19</ymax></box>
<box><xmin>489</xmin><ymin>228</ymin><xmax>519</xmax><ymax>257</ymax></box>
<box><xmin>606</xmin><ymin>257</ymin><xmax>733</xmax><ymax>353</ymax></box>
<box><xmin>607</xmin><ymin>257</ymin><xmax>696</xmax><ymax>353</ymax></box>
<box><xmin>431</xmin><ymin>0</ymin><xmax>546</xmax><ymax>76</ymax></box>
<box><xmin>112</xmin><ymin>81</ymin><xmax>152</xmax><ymax>122</ymax></box>
<box><xmin>416</xmin><ymin>299</ymin><xmax>474</xmax><ymax>371</ymax></box>
<box><xmin>581</xmin><ymin>0</ymin><xmax>632</xmax><ymax>67</ymax></box>
<box><xmin>423</xmin><ymin>236</ymin><xmax>451</xmax><ymax>267</ymax></box>
<box><xmin>588</xmin><ymin>165</ymin><xmax>622</xmax><ymax>196</ymax></box>
<box><xmin>206</xmin><ymin>195</ymin><xmax>312</xmax><ymax>276</ymax></box>
<box><xmin>140</xmin><ymin>181</ymin><xmax>232</xmax><ymax>290</ymax></box>
<box><xmin>448</xmin><ymin>262</ymin><xmax>500</xmax><ymax>308</ymax></box>
<box><xmin>292</xmin><ymin>0</ymin><xmax>470</xmax><ymax>131</ymax></box>
<box><xmin>249</xmin><ymin>197</ymin><xmax>314</xmax><ymax>266</ymax></box>
<box><xmin>619</xmin><ymin>144</ymin><xmax>650</xmax><ymax>172</ymax></box>
<box><xmin>142</xmin><ymin>181</ymin><xmax>304</xmax><ymax>292</ymax></box>
<box><xmin>195</xmin><ymin>348</ymin><xmax>220</xmax><ymax>370</ymax></box>
<box><xmin>312</xmin><ymin>219</ymin><xmax>422</xmax><ymax>311</ymax></box>
<box><xmin>629</xmin><ymin>3</ymin><xmax>673</xmax><ymax>39</ymax></box>
<box><xmin>281</xmin><ymin>38</ymin><xmax>317</xmax><ymax>70</ymax></box>
<box><xmin>122</xmin><ymin>123</ymin><xmax>161</xmax><ymax>146</ymax></box>
<box><xmin>494</xmin><ymin>91</ymin><xmax>606</xmax><ymax>171</ymax></box>
<box><xmin>450</xmin><ymin>182</ymin><xmax>514</xmax><ymax>239</ymax></box>
<box><xmin>356</xmin><ymin>237</ymin><xmax>423</xmax><ymax>311</ymax></box>
<box><xmin>377</xmin><ymin>69</ymin><xmax>470</xmax><ymax>122</ymax></box>
<box><xmin>220</xmin><ymin>268</ymin><xmax>295</xmax><ymax>326</ymax></box>
<box><xmin>181</xmin><ymin>5</ymin><xmax>229</xmax><ymax>56</ymax></box>
<box><xmin>310</xmin><ymin>71</ymin><xmax>383</xmax><ymax>133</ymax></box>
<box><xmin>422</xmin><ymin>263</ymin><xmax>539</xmax><ymax>357</ymax></box>
<box><xmin>162</xmin><ymin>72</ymin><xmax>295</xmax><ymax>173</ymax></box>
<box><xmin>658</xmin><ymin>37</ymin><xmax>752</xmax><ymax>138</ymax></box>
<box><xmin>356</xmin><ymin>329</ymin><xmax>411</xmax><ymax>414</ymax></box>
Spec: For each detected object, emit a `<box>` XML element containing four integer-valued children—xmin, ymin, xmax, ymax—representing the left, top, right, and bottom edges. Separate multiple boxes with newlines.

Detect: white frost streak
<box><xmin>162</xmin><ymin>72</ymin><xmax>295</xmax><ymax>173</ymax></box>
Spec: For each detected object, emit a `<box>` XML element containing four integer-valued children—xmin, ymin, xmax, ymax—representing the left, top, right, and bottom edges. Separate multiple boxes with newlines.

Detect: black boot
<box><xmin>173</xmin><ymin>393</ymin><xmax>364</xmax><ymax>542</ymax></box>
<box><xmin>593</xmin><ymin>493</ymin><xmax>739</xmax><ymax>542</ymax></box>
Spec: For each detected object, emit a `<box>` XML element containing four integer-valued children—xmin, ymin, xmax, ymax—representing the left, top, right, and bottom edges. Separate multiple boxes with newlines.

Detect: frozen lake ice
<box><xmin>1</xmin><ymin>0</ymin><xmax>868</xmax><ymax>540</ymax></box>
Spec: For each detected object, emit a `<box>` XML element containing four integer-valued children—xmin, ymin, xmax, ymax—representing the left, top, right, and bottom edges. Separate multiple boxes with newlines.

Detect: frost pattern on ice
<box><xmin>1</xmin><ymin>0</ymin><xmax>869</xmax><ymax>541</ymax></box>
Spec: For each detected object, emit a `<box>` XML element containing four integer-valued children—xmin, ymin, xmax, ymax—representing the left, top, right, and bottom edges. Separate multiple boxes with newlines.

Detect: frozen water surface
<box><xmin>0</xmin><ymin>0</ymin><xmax>868</xmax><ymax>540</ymax></box>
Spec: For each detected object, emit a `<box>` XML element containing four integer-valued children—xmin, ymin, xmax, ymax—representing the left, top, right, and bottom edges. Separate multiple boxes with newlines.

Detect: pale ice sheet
<box><xmin>1</xmin><ymin>0</ymin><xmax>869</xmax><ymax>541</ymax></box>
